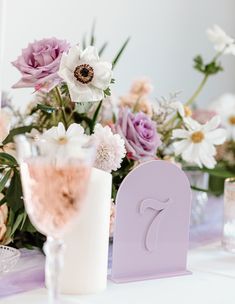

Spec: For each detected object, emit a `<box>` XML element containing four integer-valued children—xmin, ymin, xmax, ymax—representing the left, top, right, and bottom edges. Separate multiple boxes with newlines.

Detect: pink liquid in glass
<box><xmin>21</xmin><ymin>159</ymin><xmax>91</xmax><ymax>238</ymax></box>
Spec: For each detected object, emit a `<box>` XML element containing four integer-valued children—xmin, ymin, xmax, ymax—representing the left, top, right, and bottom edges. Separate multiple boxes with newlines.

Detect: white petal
<box><xmin>57</xmin><ymin>122</ymin><xmax>66</xmax><ymax>137</ymax></box>
<box><xmin>92</xmin><ymin>61</ymin><xmax>112</xmax><ymax>90</ymax></box>
<box><xmin>203</xmin><ymin>115</ymin><xmax>221</xmax><ymax>132</ymax></box>
<box><xmin>69</xmin><ymin>84</ymin><xmax>104</xmax><ymax>103</ymax></box>
<box><xmin>205</xmin><ymin>128</ymin><xmax>226</xmax><ymax>145</ymax></box>
<box><xmin>66</xmin><ymin>45</ymin><xmax>81</xmax><ymax>70</ymax></box>
<box><xmin>225</xmin><ymin>44</ymin><xmax>235</xmax><ymax>56</ymax></box>
<box><xmin>172</xmin><ymin>129</ymin><xmax>189</xmax><ymax>139</ymax></box>
<box><xmin>59</xmin><ymin>67</ymin><xmax>76</xmax><ymax>85</ymax></box>
<box><xmin>201</xmin><ymin>140</ymin><xmax>216</xmax><ymax>156</ymax></box>
<box><xmin>173</xmin><ymin>139</ymin><xmax>190</xmax><ymax>156</ymax></box>
<box><xmin>66</xmin><ymin>123</ymin><xmax>84</xmax><ymax>137</ymax></box>
<box><xmin>199</xmin><ymin>147</ymin><xmax>216</xmax><ymax>169</ymax></box>
<box><xmin>43</xmin><ymin>126</ymin><xmax>58</xmax><ymax>140</ymax></box>
<box><xmin>184</xmin><ymin>117</ymin><xmax>201</xmax><ymax>131</ymax></box>
<box><xmin>80</xmin><ymin>46</ymin><xmax>99</xmax><ymax>62</ymax></box>
<box><xmin>181</xmin><ymin>142</ymin><xmax>194</xmax><ymax>162</ymax></box>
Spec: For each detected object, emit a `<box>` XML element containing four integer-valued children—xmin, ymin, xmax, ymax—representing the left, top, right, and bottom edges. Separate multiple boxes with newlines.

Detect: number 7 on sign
<box><xmin>139</xmin><ymin>198</ymin><xmax>172</xmax><ymax>252</ymax></box>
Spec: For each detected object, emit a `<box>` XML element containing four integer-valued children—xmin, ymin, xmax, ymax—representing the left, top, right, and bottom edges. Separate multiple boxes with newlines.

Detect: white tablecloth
<box><xmin>1</xmin><ymin>242</ymin><xmax>235</xmax><ymax>304</ymax></box>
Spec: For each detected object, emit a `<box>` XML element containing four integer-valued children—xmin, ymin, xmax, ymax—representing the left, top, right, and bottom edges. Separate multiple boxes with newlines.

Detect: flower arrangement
<box><xmin>0</xmin><ymin>24</ymin><xmax>234</xmax><ymax>248</ymax></box>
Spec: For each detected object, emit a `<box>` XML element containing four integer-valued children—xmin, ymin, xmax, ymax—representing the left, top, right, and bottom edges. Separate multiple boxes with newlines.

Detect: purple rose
<box><xmin>116</xmin><ymin>108</ymin><xmax>161</xmax><ymax>160</ymax></box>
<box><xmin>12</xmin><ymin>38</ymin><xmax>70</xmax><ymax>92</ymax></box>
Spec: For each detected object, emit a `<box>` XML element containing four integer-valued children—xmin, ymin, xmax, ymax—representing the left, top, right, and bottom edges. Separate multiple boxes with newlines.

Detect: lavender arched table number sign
<box><xmin>110</xmin><ymin>160</ymin><xmax>192</xmax><ymax>283</ymax></box>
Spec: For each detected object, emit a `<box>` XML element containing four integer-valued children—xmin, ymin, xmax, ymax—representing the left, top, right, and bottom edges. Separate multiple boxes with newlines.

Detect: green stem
<box><xmin>185</xmin><ymin>74</ymin><xmax>209</xmax><ymax>106</ymax></box>
<box><xmin>54</xmin><ymin>87</ymin><xmax>68</xmax><ymax>129</ymax></box>
<box><xmin>90</xmin><ymin>100</ymin><xmax>103</xmax><ymax>133</ymax></box>
<box><xmin>185</xmin><ymin>49</ymin><xmax>224</xmax><ymax>107</ymax></box>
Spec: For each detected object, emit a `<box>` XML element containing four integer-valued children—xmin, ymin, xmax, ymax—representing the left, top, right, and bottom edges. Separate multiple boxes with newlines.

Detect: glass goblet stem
<box><xmin>44</xmin><ymin>237</ymin><xmax>64</xmax><ymax>304</ymax></box>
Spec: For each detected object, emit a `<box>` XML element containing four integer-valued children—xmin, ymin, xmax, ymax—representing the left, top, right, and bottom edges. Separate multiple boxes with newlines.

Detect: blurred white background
<box><xmin>1</xmin><ymin>0</ymin><xmax>235</xmax><ymax>109</ymax></box>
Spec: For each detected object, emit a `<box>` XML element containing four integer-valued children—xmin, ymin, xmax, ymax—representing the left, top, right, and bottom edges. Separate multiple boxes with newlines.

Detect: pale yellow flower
<box><xmin>119</xmin><ymin>94</ymin><xmax>153</xmax><ymax>117</ymax></box>
<box><xmin>119</xmin><ymin>93</ymin><xmax>137</xmax><ymax>109</ymax></box>
<box><xmin>130</xmin><ymin>78</ymin><xmax>153</xmax><ymax>96</ymax></box>
<box><xmin>135</xmin><ymin>97</ymin><xmax>153</xmax><ymax>117</ymax></box>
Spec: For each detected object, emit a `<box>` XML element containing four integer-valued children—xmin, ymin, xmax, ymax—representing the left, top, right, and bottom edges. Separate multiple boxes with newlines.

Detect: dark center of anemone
<box><xmin>73</xmin><ymin>64</ymin><xmax>94</xmax><ymax>84</ymax></box>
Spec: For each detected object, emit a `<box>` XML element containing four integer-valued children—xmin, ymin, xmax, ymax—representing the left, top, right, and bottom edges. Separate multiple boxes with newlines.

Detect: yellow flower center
<box><xmin>184</xmin><ymin>106</ymin><xmax>192</xmax><ymax>117</ymax></box>
<box><xmin>191</xmin><ymin>131</ymin><xmax>204</xmax><ymax>143</ymax></box>
<box><xmin>58</xmin><ymin>137</ymin><xmax>68</xmax><ymax>145</ymax></box>
<box><xmin>228</xmin><ymin>115</ymin><xmax>235</xmax><ymax>125</ymax></box>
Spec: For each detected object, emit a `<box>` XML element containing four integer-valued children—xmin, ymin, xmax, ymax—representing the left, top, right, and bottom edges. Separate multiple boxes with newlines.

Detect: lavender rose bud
<box><xmin>12</xmin><ymin>38</ymin><xmax>70</xmax><ymax>92</ymax></box>
<box><xmin>116</xmin><ymin>108</ymin><xmax>161</xmax><ymax>160</ymax></box>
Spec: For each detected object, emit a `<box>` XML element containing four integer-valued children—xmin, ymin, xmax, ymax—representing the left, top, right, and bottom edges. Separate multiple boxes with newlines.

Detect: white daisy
<box><xmin>207</xmin><ymin>25</ymin><xmax>235</xmax><ymax>55</ymax></box>
<box><xmin>208</xmin><ymin>94</ymin><xmax>235</xmax><ymax>141</ymax></box>
<box><xmin>172</xmin><ymin>116</ymin><xmax>226</xmax><ymax>169</ymax></box>
<box><xmin>92</xmin><ymin>124</ymin><xmax>126</xmax><ymax>173</ymax></box>
<box><xmin>59</xmin><ymin>45</ymin><xmax>112</xmax><ymax>103</ymax></box>
<box><xmin>39</xmin><ymin>122</ymin><xmax>88</xmax><ymax>159</ymax></box>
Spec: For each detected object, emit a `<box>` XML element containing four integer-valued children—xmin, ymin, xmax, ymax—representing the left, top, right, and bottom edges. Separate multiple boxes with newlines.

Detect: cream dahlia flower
<box><xmin>92</xmin><ymin>124</ymin><xmax>126</xmax><ymax>173</ymax></box>
<box><xmin>172</xmin><ymin>116</ymin><xmax>226</xmax><ymax>168</ymax></box>
<box><xmin>59</xmin><ymin>46</ymin><xmax>112</xmax><ymax>102</ymax></box>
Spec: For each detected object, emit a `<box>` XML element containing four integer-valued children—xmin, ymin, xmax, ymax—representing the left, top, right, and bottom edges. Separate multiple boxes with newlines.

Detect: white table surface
<box><xmin>2</xmin><ymin>243</ymin><xmax>235</xmax><ymax>304</ymax></box>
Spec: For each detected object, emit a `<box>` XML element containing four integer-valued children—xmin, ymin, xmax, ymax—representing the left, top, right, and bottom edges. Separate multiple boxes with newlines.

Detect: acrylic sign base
<box><xmin>110</xmin><ymin>160</ymin><xmax>192</xmax><ymax>283</ymax></box>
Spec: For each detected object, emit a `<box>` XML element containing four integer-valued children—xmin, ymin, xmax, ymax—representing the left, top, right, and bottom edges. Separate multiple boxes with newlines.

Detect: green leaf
<box><xmin>90</xmin><ymin>100</ymin><xmax>103</xmax><ymax>133</ymax></box>
<box><xmin>0</xmin><ymin>170</ymin><xmax>12</xmax><ymax>193</ymax></box>
<box><xmin>0</xmin><ymin>194</ymin><xmax>6</xmax><ymax>206</ymax></box>
<box><xmin>202</xmin><ymin>167</ymin><xmax>234</xmax><ymax>178</ymax></box>
<box><xmin>112</xmin><ymin>37</ymin><xmax>130</xmax><ymax>69</ymax></box>
<box><xmin>36</xmin><ymin>103</ymin><xmax>56</xmax><ymax>114</ymax></box>
<box><xmin>185</xmin><ymin>165</ymin><xmax>235</xmax><ymax>178</ymax></box>
<box><xmin>104</xmin><ymin>87</ymin><xmax>111</xmax><ymax>97</ymax></box>
<box><xmin>10</xmin><ymin>212</ymin><xmax>25</xmax><ymax>237</ymax></box>
<box><xmin>21</xmin><ymin>216</ymin><xmax>37</xmax><ymax>233</ymax></box>
<box><xmin>0</xmin><ymin>152</ymin><xmax>18</xmax><ymax>167</ymax></box>
<box><xmin>193</xmin><ymin>55</ymin><xmax>223</xmax><ymax>76</ymax></box>
<box><xmin>3</xmin><ymin>126</ymin><xmax>36</xmax><ymax>145</ymax></box>
<box><xmin>60</xmin><ymin>83</ymin><xmax>70</xmax><ymax>96</ymax></box>
<box><xmin>20</xmin><ymin>212</ymin><xmax>28</xmax><ymax>230</ymax></box>
<box><xmin>98</xmin><ymin>42</ymin><xmax>108</xmax><ymax>56</ymax></box>
<box><xmin>191</xmin><ymin>185</ymin><xmax>210</xmax><ymax>193</ymax></box>
<box><xmin>5</xmin><ymin>170</ymin><xmax>24</xmax><ymax>212</ymax></box>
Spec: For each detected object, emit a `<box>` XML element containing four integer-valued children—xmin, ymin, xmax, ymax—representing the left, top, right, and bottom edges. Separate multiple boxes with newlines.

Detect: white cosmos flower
<box><xmin>92</xmin><ymin>124</ymin><xmax>126</xmax><ymax>173</ymax></box>
<box><xmin>59</xmin><ymin>45</ymin><xmax>112</xmax><ymax>103</ymax></box>
<box><xmin>172</xmin><ymin>116</ymin><xmax>226</xmax><ymax>169</ymax></box>
<box><xmin>207</xmin><ymin>25</ymin><xmax>235</xmax><ymax>55</ymax></box>
<box><xmin>39</xmin><ymin>122</ymin><xmax>88</xmax><ymax>159</ymax></box>
<box><xmin>208</xmin><ymin>93</ymin><xmax>235</xmax><ymax>141</ymax></box>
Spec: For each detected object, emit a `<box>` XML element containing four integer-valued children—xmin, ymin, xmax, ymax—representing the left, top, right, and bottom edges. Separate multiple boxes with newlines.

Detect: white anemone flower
<box><xmin>39</xmin><ymin>122</ymin><xmax>88</xmax><ymax>159</ymax></box>
<box><xmin>172</xmin><ymin>116</ymin><xmax>226</xmax><ymax>169</ymax></box>
<box><xmin>207</xmin><ymin>25</ymin><xmax>235</xmax><ymax>55</ymax></box>
<box><xmin>92</xmin><ymin>124</ymin><xmax>126</xmax><ymax>173</ymax></box>
<box><xmin>209</xmin><ymin>93</ymin><xmax>235</xmax><ymax>141</ymax></box>
<box><xmin>59</xmin><ymin>45</ymin><xmax>112</xmax><ymax>102</ymax></box>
